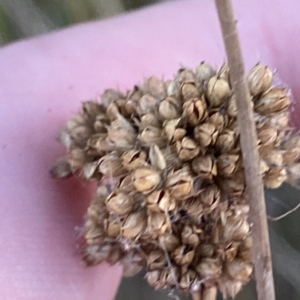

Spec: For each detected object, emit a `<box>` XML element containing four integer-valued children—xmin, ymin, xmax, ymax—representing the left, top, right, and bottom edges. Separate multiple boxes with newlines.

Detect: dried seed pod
<box><xmin>50</xmin><ymin>157</ymin><xmax>72</xmax><ymax>178</ymax></box>
<box><xmin>218</xmin><ymin>275</ymin><xmax>243</xmax><ymax>299</ymax></box>
<box><xmin>166</xmin><ymin>167</ymin><xmax>195</xmax><ymax>199</ymax></box>
<box><xmin>221</xmin><ymin>216</ymin><xmax>250</xmax><ymax>242</ymax></box>
<box><xmin>218</xmin><ymin>63</ymin><xmax>230</xmax><ymax>82</ymax></box>
<box><xmin>140</xmin><ymin>113</ymin><xmax>161</xmax><ymax>130</ymax></box>
<box><xmin>176</xmin><ymin>137</ymin><xmax>200</xmax><ymax>161</ymax></box>
<box><xmin>218</xmin><ymin>172</ymin><xmax>246</xmax><ymax>196</ymax></box>
<box><xmin>196</xmin><ymin>258</ymin><xmax>221</xmax><ymax>279</ymax></box>
<box><xmin>257</xmin><ymin>125</ymin><xmax>279</xmax><ymax>146</ymax></box>
<box><xmin>195</xmin><ymin>61</ymin><xmax>216</xmax><ymax>82</ymax></box>
<box><xmin>83</xmin><ymin>244</ymin><xmax>112</xmax><ymax>266</ymax></box>
<box><xmin>107</xmin><ymin>116</ymin><xmax>136</xmax><ymax>148</ymax></box>
<box><xmin>158</xmin><ymin>233</ymin><xmax>180</xmax><ymax>252</ymax></box>
<box><xmin>215</xmin><ymin>129</ymin><xmax>237</xmax><ymax>153</ymax></box>
<box><xmin>124</xmin><ymin>86</ymin><xmax>143</xmax><ymax>115</ymax></box>
<box><xmin>138</xmin><ymin>126</ymin><xmax>165</xmax><ymax>147</ymax></box>
<box><xmin>164</xmin><ymin>118</ymin><xmax>186</xmax><ymax>143</ymax></box>
<box><xmin>175</xmin><ymin>68</ymin><xmax>196</xmax><ymax>83</ymax></box>
<box><xmin>98</xmin><ymin>152</ymin><xmax>126</xmax><ymax>176</ymax></box>
<box><xmin>93</xmin><ymin>113</ymin><xmax>110</xmax><ymax>133</ymax></box>
<box><xmin>101</xmin><ymin>89</ymin><xmax>124</xmax><ymax>107</ymax></box>
<box><xmin>143</xmin><ymin>76</ymin><xmax>167</xmax><ymax>100</ymax></box>
<box><xmin>163</xmin><ymin>266</ymin><xmax>181</xmax><ymax>288</ymax></box>
<box><xmin>122</xmin><ymin>149</ymin><xmax>147</xmax><ymax>171</ymax></box>
<box><xmin>158</xmin><ymin>96</ymin><xmax>181</xmax><ymax>120</ymax></box>
<box><xmin>181</xmin><ymin>225</ymin><xmax>200</xmax><ymax>247</ymax></box>
<box><xmin>259</xmin><ymin>147</ymin><xmax>283</xmax><ymax>168</ymax></box>
<box><xmin>116</xmin><ymin>174</ymin><xmax>135</xmax><ymax>193</ymax></box>
<box><xmin>283</xmin><ymin>148</ymin><xmax>300</xmax><ymax>165</ymax></box>
<box><xmin>217</xmin><ymin>154</ymin><xmax>240</xmax><ymax>177</ymax></box>
<box><xmin>225</xmin><ymin>259</ymin><xmax>253</xmax><ymax>282</ymax></box>
<box><xmin>194</xmin><ymin>123</ymin><xmax>218</xmax><ymax>147</ymax></box>
<box><xmin>173</xmin><ymin>245</ymin><xmax>195</xmax><ymax>265</ymax></box>
<box><xmin>206</xmin><ymin>76</ymin><xmax>230</xmax><ymax>107</ymax></box>
<box><xmin>84</xmin><ymin>224</ymin><xmax>105</xmax><ymax>245</ymax></box>
<box><xmin>86</xmin><ymin>133</ymin><xmax>112</xmax><ymax>156</ymax></box>
<box><xmin>122</xmin><ymin>250</ymin><xmax>145</xmax><ymax>277</ymax></box>
<box><xmin>146</xmin><ymin>270</ymin><xmax>162</xmax><ymax>289</ymax></box>
<box><xmin>198</xmin><ymin>244</ymin><xmax>215</xmax><ymax>258</ymax></box>
<box><xmin>145</xmin><ymin>211</ymin><xmax>171</xmax><ymax>238</ymax></box>
<box><xmin>181</xmin><ymin>82</ymin><xmax>199</xmax><ymax>100</ymax></box>
<box><xmin>122</xmin><ymin>209</ymin><xmax>147</xmax><ymax>239</ymax></box>
<box><xmin>199</xmin><ymin>184</ymin><xmax>220</xmax><ymax>208</ymax></box>
<box><xmin>106</xmin><ymin>214</ymin><xmax>122</xmax><ymax>238</ymax></box>
<box><xmin>139</xmin><ymin>94</ymin><xmax>160</xmax><ymax>114</ymax></box>
<box><xmin>192</xmin><ymin>155</ymin><xmax>217</xmax><ymax>179</ymax></box>
<box><xmin>68</xmin><ymin>148</ymin><xmax>88</xmax><ymax>169</ymax></box>
<box><xmin>247</xmin><ymin>64</ymin><xmax>273</xmax><ymax>96</ymax></box>
<box><xmin>182</xmin><ymin>97</ymin><xmax>207</xmax><ymax>126</ymax></box>
<box><xmin>227</xmin><ymin>96</ymin><xmax>238</xmax><ymax>118</ymax></box>
<box><xmin>208</xmin><ymin>111</ymin><xmax>227</xmax><ymax>131</ymax></box>
<box><xmin>282</xmin><ymin>135</ymin><xmax>300</xmax><ymax>150</ymax></box>
<box><xmin>265</xmin><ymin>112</ymin><xmax>289</xmax><ymax>129</ymax></box>
<box><xmin>149</xmin><ymin>145</ymin><xmax>167</xmax><ymax>170</ymax></box>
<box><xmin>255</xmin><ymin>88</ymin><xmax>290</xmax><ymax>115</ymax></box>
<box><xmin>148</xmin><ymin>249</ymin><xmax>167</xmax><ymax>270</ymax></box>
<box><xmin>180</xmin><ymin>269</ymin><xmax>199</xmax><ymax>292</ymax></box>
<box><xmin>133</xmin><ymin>167</ymin><xmax>161</xmax><ymax>194</ymax></box>
<box><xmin>183</xmin><ymin>197</ymin><xmax>204</xmax><ymax>219</ymax></box>
<box><xmin>82</xmin><ymin>101</ymin><xmax>105</xmax><ymax>119</ymax></box>
<box><xmin>83</xmin><ymin>161</ymin><xmax>100</xmax><ymax>179</ymax></box>
<box><xmin>147</xmin><ymin>190</ymin><xmax>176</xmax><ymax>212</ymax></box>
<box><xmin>264</xmin><ymin>167</ymin><xmax>287</xmax><ymax>188</ymax></box>
<box><xmin>106</xmin><ymin>191</ymin><xmax>135</xmax><ymax>215</ymax></box>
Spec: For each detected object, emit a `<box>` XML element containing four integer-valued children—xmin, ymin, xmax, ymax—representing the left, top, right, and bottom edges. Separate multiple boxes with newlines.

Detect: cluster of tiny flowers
<box><xmin>52</xmin><ymin>62</ymin><xmax>300</xmax><ymax>298</ymax></box>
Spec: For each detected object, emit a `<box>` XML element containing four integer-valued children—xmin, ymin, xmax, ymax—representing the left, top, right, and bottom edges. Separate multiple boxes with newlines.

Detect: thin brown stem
<box><xmin>214</xmin><ymin>1</ymin><xmax>275</xmax><ymax>300</ymax></box>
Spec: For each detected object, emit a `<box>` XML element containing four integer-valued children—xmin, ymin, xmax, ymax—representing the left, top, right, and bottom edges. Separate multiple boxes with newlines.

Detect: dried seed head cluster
<box><xmin>52</xmin><ymin>62</ymin><xmax>300</xmax><ymax>298</ymax></box>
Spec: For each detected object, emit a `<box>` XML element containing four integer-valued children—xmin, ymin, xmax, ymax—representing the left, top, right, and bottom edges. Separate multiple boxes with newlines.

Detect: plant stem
<box><xmin>214</xmin><ymin>1</ymin><xmax>275</xmax><ymax>300</ymax></box>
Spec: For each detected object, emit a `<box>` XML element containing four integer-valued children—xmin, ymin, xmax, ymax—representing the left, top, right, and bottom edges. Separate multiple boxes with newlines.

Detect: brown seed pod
<box><xmin>196</xmin><ymin>258</ymin><xmax>221</xmax><ymax>279</ymax></box>
<box><xmin>138</xmin><ymin>94</ymin><xmax>160</xmax><ymax>115</ymax></box>
<box><xmin>206</xmin><ymin>76</ymin><xmax>231</xmax><ymax>107</ymax></box>
<box><xmin>181</xmin><ymin>81</ymin><xmax>200</xmax><ymax>100</ymax></box>
<box><xmin>158</xmin><ymin>233</ymin><xmax>180</xmax><ymax>252</ymax></box>
<box><xmin>83</xmin><ymin>244</ymin><xmax>112</xmax><ymax>266</ymax></box>
<box><xmin>195</xmin><ymin>61</ymin><xmax>216</xmax><ymax>82</ymax></box>
<box><xmin>122</xmin><ymin>149</ymin><xmax>147</xmax><ymax>171</ymax></box>
<box><xmin>132</xmin><ymin>167</ymin><xmax>161</xmax><ymax>194</ymax></box>
<box><xmin>215</xmin><ymin>129</ymin><xmax>237</xmax><ymax>153</ymax></box>
<box><xmin>158</xmin><ymin>96</ymin><xmax>182</xmax><ymax>120</ymax></box>
<box><xmin>176</xmin><ymin>137</ymin><xmax>200</xmax><ymax>161</ymax></box>
<box><xmin>264</xmin><ymin>167</ymin><xmax>287</xmax><ymax>189</ymax></box>
<box><xmin>105</xmin><ymin>191</ymin><xmax>135</xmax><ymax>215</ymax></box>
<box><xmin>163</xmin><ymin>118</ymin><xmax>187</xmax><ymax>143</ymax></box>
<box><xmin>122</xmin><ymin>250</ymin><xmax>145</xmax><ymax>277</ymax></box>
<box><xmin>140</xmin><ymin>113</ymin><xmax>161</xmax><ymax>130</ymax></box>
<box><xmin>143</xmin><ymin>76</ymin><xmax>167</xmax><ymax>100</ymax></box>
<box><xmin>101</xmin><ymin>88</ymin><xmax>124</xmax><ymax>107</ymax></box>
<box><xmin>172</xmin><ymin>245</ymin><xmax>195</xmax><ymax>265</ymax></box>
<box><xmin>182</xmin><ymin>97</ymin><xmax>207</xmax><ymax>126</ymax></box>
<box><xmin>192</xmin><ymin>155</ymin><xmax>217</xmax><ymax>179</ymax></box>
<box><xmin>138</xmin><ymin>126</ymin><xmax>165</xmax><ymax>147</ymax></box>
<box><xmin>247</xmin><ymin>64</ymin><xmax>273</xmax><ymax>96</ymax></box>
<box><xmin>218</xmin><ymin>275</ymin><xmax>243</xmax><ymax>299</ymax></box>
<box><xmin>225</xmin><ymin>259</ymin><xmax>253</xmax><ymax>282</ymax></box>
<box><xmin>208</xmin><ymin>111</ymin><xmax>227</xmax><ymax>131</ymax></box>
<box><xmin>148</xmin><ymin>249</ymin><xmax>167</xmax><ymax>270</ymax></box>
<box><xmin>149</xmin><ymin>145</ymin><xmax>167</xmax><ymax>170</ymax></box>
<box><xmin>255</xmin><ymin>88</ymin><xmax>290</xmax><ymax>115</ymax></box>
<box><xmin>122</xmin><ymin>209</ymin><xmax>147</xmax><ymax>239</ymax></box>
<box><xmin>98</xmin><ymin>152</ymin><xmax>126</xmax><ymax>177</ymax></box>
<box><xmin>147</xmin><ymin>190</ymin><xmax>176</xmax><ymax>212</ymax></box>
<box><xmin>181</xmin><ymin>225</ymin><xmax>200</xmax><ymax>247</ymax></box>
<box><xmin>217</xmin><ymin>154</ymin><xmax>240</xmax><ymax>177</ymax></box>
<box><xmin>180</xmin><ymin>269</ymin><xmax>199</xmax><ymax>292</ymax></box>
<box><xmin>194</xmin><ymin>123</ymin><xmax>218</xmax><ymax>147</ymax></box>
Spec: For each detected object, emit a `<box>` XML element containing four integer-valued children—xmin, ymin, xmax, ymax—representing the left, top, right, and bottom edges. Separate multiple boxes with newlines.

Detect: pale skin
<box><xmin>0</xmin><ymin>0</ymin><xmax>300</xmax><ymax>299</ymax></box>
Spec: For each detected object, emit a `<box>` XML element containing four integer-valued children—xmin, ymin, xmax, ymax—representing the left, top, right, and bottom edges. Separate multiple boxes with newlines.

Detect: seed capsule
<box><xmin>133</xmin><ymin>167</ymin><xmax>161</xmax><ymax>194</ymax></box>
<box><xmin>255</xmin><ymin>88</ymin><xmax>290</xmax><ymax>114</ymax></box>
<box><xmin>143</xmin><ymin>76</ymin><xmax>167</xmax><ymax>100</ymax></box>
<box><xmin>176</xmin><ymin>137</ymin><xmax>200</xmax><ymax>161</ymax></box>
<box><xmin>122</xmin><ymin>149</ymin><xmax>147</xmax><ymax>171</ymax></box>
<box><xmin>164</xmin><ymin>118</ymin><xmax>186</xmax><ymax>143</ymax></box>
<box><xmin>206</xmin><ymin>76</ymin><xmax>230</xmax><ymax>107</ymax></box>
<box><xmin>182</xmin><ymin>97</ymin><xmax>207</xmax><ymax>126</ymax></box>
<box><xmin>194</xmin><ymin>123</ymin><xmax>218</xmax><ymax>147</ymax></box>
<box><xmin>122</xmin><ymin>209</ymin><xmax>147</xmax><ymax>239</ymax></box>
<box><xmin>159</xmin><ymin>96</ymin><xmax>181</xmax><ymax>120</ymax></box>
<box><xmin>195</xmin><ymin>61</ymin><xmax>216</xmax><ymax>82</ymax></box>
<box><xmin>192</xmin><ymin>155</ymin><xmax>217</xmax><ymax>179</ymax></box>
<box><xmin>215</xmin><ymin>129</ymin><xmax>237</xmax><ymax>153</ymax></box>
<box><xmin>173</xmin><ymin>245</ymin><xmax>195</xmax><ymax>265</ymax></box>
<box><xmin>106</xmin><ymin>192</ymin><xmax>135</xmax><ymax>215</ymax></box>
<box><xmin>247</xmin><ymin>64</ymin><xmax>273</xmax><ymax>96</ymax></box>
<box><xmin>181</xmin><ymin>82</ymin><xmax>199</xmax><ymax>100</ymax></box>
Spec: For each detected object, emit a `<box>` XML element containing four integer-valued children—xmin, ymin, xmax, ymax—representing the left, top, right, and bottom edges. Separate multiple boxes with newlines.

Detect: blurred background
<box><xmin>1</xmin><ymin>1</ymin><xmax>300</xmax><ymax>300</ymax></box>
<box><xmin>0</xmin><ymin>0</ymin><xmax>163</xmax><ymax>46</ymax></box>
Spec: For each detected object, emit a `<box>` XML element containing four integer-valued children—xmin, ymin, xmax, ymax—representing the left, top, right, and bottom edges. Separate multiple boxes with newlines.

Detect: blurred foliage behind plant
<box><xmin>0</xmin><ymin>0</ymin><xmax>161</xmax><ymax>45</ymax></box>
